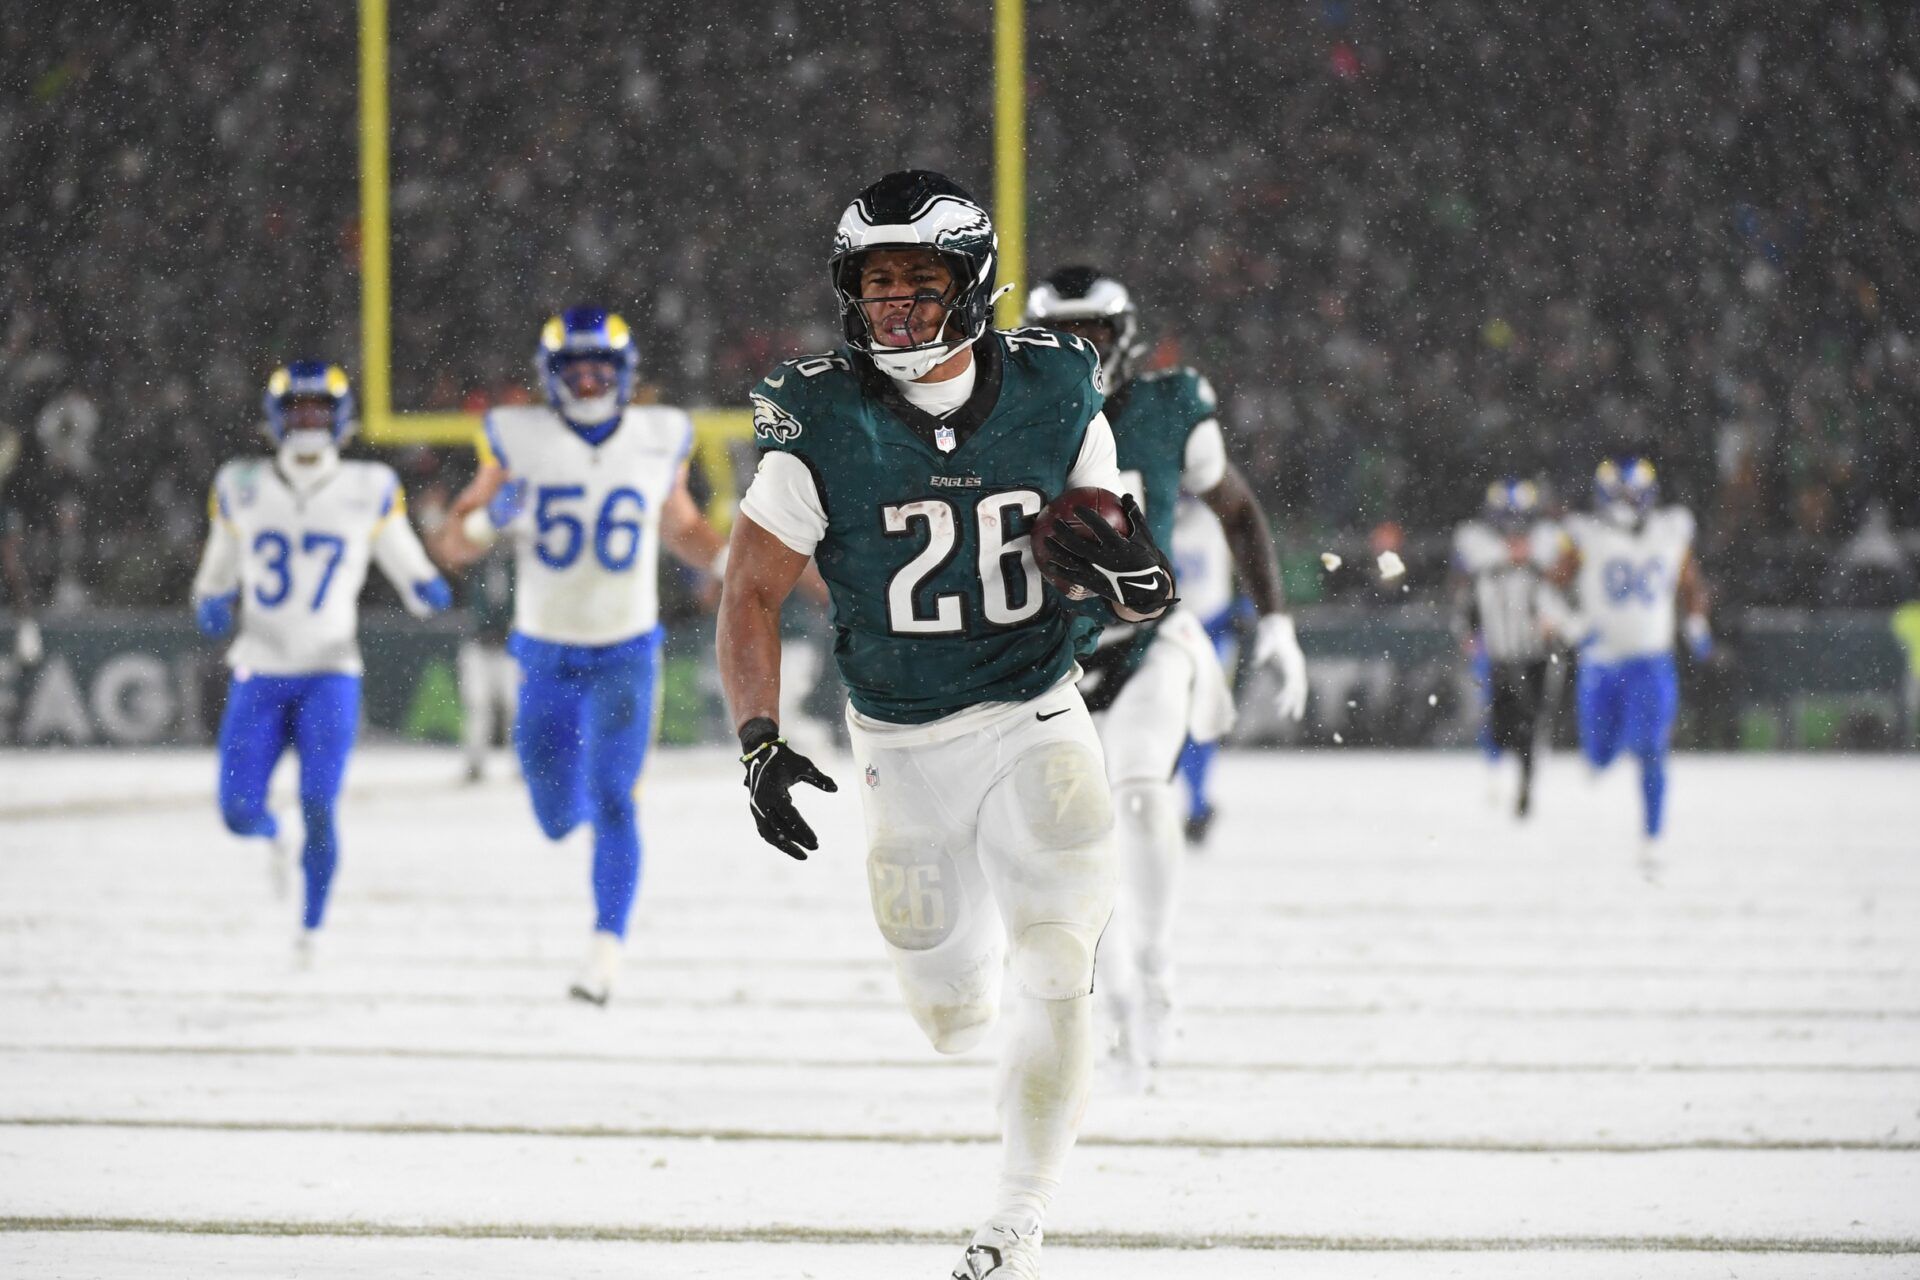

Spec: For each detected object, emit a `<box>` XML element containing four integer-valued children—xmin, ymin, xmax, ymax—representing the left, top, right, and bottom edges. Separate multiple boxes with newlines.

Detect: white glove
<box><xmin>1253</xmin><ymin>613</ymin><xmax>1308</xmax><ymax>721</ymax></box>
<box><xmin>14</xmin><ymin>618</ymin><xmax>41</xmax><ymax>665</ymax></box>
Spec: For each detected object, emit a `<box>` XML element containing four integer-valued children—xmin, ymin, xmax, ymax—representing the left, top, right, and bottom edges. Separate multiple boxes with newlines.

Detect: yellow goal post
<box><xmin>353</xmin><ymin>0</ymin><xmax>1024</xmax><ymax>526</ymax></box>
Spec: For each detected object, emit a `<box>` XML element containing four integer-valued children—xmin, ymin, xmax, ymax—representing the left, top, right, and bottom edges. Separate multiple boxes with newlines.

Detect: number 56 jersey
<box><xmin>195</xmin><ymin>459</ymin><xmax>441</xmax><ymax>675</ymax></box>
<box><xmin>479</xmin><ymin>405</ymin><xmax>695</xmax><ymax>647</ymax></box>
<box><xmin>1562</xmin><ymin>506</ymin><xmax>1696</xmax><ymax>663</ymax></box>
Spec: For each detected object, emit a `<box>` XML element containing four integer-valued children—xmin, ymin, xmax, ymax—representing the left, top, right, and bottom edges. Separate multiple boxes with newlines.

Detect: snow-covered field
<box><xmin>1</xmin><ymin>746</ymin><xmax>1917</xmax><ymax>1278</ymax></box>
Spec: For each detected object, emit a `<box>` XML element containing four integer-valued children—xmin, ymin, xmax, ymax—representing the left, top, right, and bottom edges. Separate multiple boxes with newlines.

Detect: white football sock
<box><xmin>993</xmin><ymin>989</ymin><xmax>1094</xmax><ymax>1235</ymax></box>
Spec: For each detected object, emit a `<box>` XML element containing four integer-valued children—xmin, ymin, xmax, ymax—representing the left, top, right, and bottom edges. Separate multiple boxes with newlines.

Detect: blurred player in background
<box><xmin>720</xmin><ymin>172</ymin><xmax>1176</xmax><ymax>1280</ymax></box>
<box><xmin>1</xmin><ymin>420</ymin><xmax>42</xmax><ymax>667</ymax></box>
<box><xmin>1169</xmin><ymin>494</ymin><xmax>1247</xmax><ymax>845</ymax></box>
<box><xmin>457</xmin><ymin>546</ymin><xmax>517</xmax><ymax>784</ymax></box>
<box><xmin>1025</xmin><ymin>266</ymin><xmax>1306</xmax><ymax>1090</ymax></box>
<box><xmin>1550</xmin><ymin>458</ymin><xmax>1711</xmax><ymax>867</ymax></box>
<box><xmin>1452</xmin><ymin>478</ymin><xmax>1559</xmax><ymax>818</ymax></box>
<box><xmin>432</xmin><ymin>308</ymin><xmax>726</xmax><ymax>1005</ymax></box>
<box><xmin>191</xmin><ymin>363</ymin><xmax>451</xmax><ymax>959</ymax></box>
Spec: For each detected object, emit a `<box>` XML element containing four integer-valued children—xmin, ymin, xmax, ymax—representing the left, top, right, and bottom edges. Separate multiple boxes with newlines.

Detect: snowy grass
<box><xmin>1</xmin><ymin>747</ymin><xmax>1917</xmax><ymax>1277</ymax></box>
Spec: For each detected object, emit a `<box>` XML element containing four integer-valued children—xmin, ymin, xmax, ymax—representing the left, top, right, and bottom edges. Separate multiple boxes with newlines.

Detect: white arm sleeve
<box><xmin>1066</xmin><ymin>411</ymin><xmax>1121</xmax><ymax>491</ymax></box>
<box><xmin>191</xmin><ymin>484</ymin><xmax>242</xmax><ymax>601</ymax></box>
<box><xmin>371</xmin><ymin>488</ymin><xmax>441</xmax><ymax>617</ymax></box>
<box><xmin>738</xmin><ymin>451</ymin><xmax>828</xmax><ymax>556</ymax></box>
<box><xmin>1180</xmin><ymin>417</ymin><xmax>1229</xmax><ymax>495</ymax></box>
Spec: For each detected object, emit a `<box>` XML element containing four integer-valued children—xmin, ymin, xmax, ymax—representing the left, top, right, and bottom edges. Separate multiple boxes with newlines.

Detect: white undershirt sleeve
<box><xmin>1066</xmin><ymin>411</ymin><xmax>1121</xmax><ymax>491</ymax></box>
<box><xmin>1180</xmin><ymin>418</ymin><xmax>1229</xmax><ymax>495</ymax></box>
<box><xmin>738</xmin><ymin>451</ymin><xmax>829</xmax><ymax>556</ymax></box>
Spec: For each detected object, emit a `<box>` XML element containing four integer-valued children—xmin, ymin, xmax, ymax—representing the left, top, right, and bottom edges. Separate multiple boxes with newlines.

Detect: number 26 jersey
<box><xmin>479</xmin><ymin>405</ymin><xmax>695</xmax><ymax>648</ymax></box>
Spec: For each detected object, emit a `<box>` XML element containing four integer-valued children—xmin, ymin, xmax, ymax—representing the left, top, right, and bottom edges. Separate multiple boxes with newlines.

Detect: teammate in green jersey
<box><xmin>717</xmin><ymin>171</ymin><xmax>1177</xmax><ymax>1280</ymax></box>
<box><xmin>1026</xmin><ymin>266</ymin><xmax>1309</xmax><ymax>1091</ymax></box>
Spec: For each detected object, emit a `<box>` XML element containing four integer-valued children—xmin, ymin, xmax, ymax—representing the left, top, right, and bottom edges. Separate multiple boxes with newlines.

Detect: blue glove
<box><xmin>195</xmin><ymin>592</ymin><xmax>237</xmax><ymax>638</ymax></box>
<box><xmin>1684</xmin><ymin>614</ymin><xmax>1713</xmax><ymax>660</ymax></box>
<box><xmin>485</xmin><ymin>478</ymin><xmax>528</xmax><ymax>528</ymax></box>
<box><xmin>413</xmin><ymin>577</ymin><xmax>453</xmax><ymax>613</ymax></box>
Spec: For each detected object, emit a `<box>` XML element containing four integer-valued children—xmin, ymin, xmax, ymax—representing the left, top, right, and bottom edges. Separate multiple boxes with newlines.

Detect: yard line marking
<box><xmin>1</xmin><ymin>1217</ymin><xmax>1916</xmax><ymax>1254</ymax></box>
<box><xmin>7</xmin><ymin>1042</ymin><xmax>1920</xmax><ymax>1073</ymax></box>
<box><xmin>8</xmin><ymin>1116</ymin><xmax>1920</xmax><ymax>1154</ymax></box>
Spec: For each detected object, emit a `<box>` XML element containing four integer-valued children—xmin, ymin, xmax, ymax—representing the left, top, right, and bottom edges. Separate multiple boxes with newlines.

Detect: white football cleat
<box><xmin>268</xmin><ymin>809</ymin><xmax>302</xmax><ymax>902</ymax></box>
<box><xmin>293</xmin><ymin>928</ymin><xmax>319</xmax><ymax>970</ymax></box>
<box><xmin>568</xmin><ymin>930</ymin><xmax>622</xmax><ymax>1006</ymax></box>
<box><xmin>952</xmin><ymin>1223</ymin><xmax>1041</xmax><ymax>1279</ymax></box>
<box><xmin>1636</xmin><ymin>836</ymin><xmax>1663</xmax><ymax>884</ymax></box>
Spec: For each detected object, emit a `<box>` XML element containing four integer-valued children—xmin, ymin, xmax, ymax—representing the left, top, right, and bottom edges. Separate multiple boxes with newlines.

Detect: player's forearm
<box><xmin>1206</xmin><ymin>466</ymin><xmax>1286</xmax><ymax>615</ymax></box>
<box><xmin>376</xmin><ymin>525</ymin><xmax>450</xmax><ymax>616</ymax></box>
<box><xmin>717</xmin><ymin>584</ymin><xmax>785</xmax><ymax>731</ymax></box>
<box><xmin>661</xmin><ymin>499</ymin><xmax>727</xmax><ymax>575</ymax></box>
<box><xmin>191</xmin><ymin>528</ymin><xmax>241</xmax><ymax>603</ymax></box>
<box><xmin>1678</xmin><ymin>558</ymin><xmax>1709</xmax><ymax>619</ymax></box>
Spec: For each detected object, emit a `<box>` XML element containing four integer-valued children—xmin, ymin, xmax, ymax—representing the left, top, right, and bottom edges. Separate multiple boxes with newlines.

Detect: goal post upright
<box><xmin>993</xmin><ymin>0</ymin><xmax>1026</xmax><ymax>331</ymax></box>
<box><xmin>357</xmin><ymin>0</ymin><xmax>395</xmax><ymax>442</ymax></box>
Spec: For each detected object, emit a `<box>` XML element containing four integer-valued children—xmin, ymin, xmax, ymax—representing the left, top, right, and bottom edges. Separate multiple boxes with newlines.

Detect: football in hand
<box><xmin>1032</xmin><ymin>487</ymin><xmax>1132</xmax><ymax>597</ymax></box>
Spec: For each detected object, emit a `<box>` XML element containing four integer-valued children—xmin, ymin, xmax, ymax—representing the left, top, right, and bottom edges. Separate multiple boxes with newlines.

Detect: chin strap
<box><xmin>872</xmin><ymin>333</ymin><xmax>977</xmax><ymax>383</ymax></box>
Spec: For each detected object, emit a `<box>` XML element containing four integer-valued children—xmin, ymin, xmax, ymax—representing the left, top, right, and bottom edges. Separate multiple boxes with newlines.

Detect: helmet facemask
<box><xmin>1594</xmin><ymin>458</ymin><xmax>1658</xmax><ymax>529</ymax></box>
<box><xmin>536</xmin><ymin>308</ymin><xmax>638</xmax><ymax>429</ymax></box>
<box><xmin>830</xmin><ymin>171</ymin><xmax>998</xmax><ymax>383</ymax></box>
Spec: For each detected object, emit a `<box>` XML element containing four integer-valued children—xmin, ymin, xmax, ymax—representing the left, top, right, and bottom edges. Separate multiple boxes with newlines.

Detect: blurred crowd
<box><xmin>3</xmin><ymin>1</ymin><xmax>1916</xmax><ymax>609</ymax></box>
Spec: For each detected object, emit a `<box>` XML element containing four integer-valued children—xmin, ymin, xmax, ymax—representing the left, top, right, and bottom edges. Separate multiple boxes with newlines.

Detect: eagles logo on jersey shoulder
<box><xmin>750</xmin><ymin>392</ymin><xmax>804</xmax><ymax>445</ymax></box>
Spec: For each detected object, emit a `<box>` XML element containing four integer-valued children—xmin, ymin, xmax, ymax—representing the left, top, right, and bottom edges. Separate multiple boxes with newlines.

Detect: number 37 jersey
<box><xmin>1563</xmin><ymin>506</ymin><xmax>1696</xmax><ymax>663</ymax></box>
<box><xmin>480</xmin><ymin>405</ymin><xmax>694</xmax><ymax>647</ymax></box>
<box><xmin>195</xmin><ymin>459</ymin><xmax>440</xmax><ymax>675</ymax></box>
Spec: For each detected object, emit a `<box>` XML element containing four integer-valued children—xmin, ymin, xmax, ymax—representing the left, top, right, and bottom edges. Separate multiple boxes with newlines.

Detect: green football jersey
<box><xmin>751</xmin><ymin>329</ymin><xmax>1106</xmax><ymax>724</ymax></box>
<box><xmin>1070</xmin><ymin>366</ymin><xmax>1220</xmax><ymax>695</ymax></box>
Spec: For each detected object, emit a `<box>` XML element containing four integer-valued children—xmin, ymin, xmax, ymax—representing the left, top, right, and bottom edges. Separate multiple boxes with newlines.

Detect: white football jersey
<box><xmin>1453</xmin><ymin>519</ymin><xmax>1559</xmax><ymax>663</ymax></box>
<box><xmin>193</xmin><ymin>458</ymin><xmax>440</xmax><ymax>675</ymax></box>
<box><xmin>1171</xmin><ymin>495</ymin><xmax>1234</xmax><ymax>624</ymax></box>
<box><xmin>1563</xmin><ymin>506</ymin><xmax>1697</xmax><ymax>662</ymax></box>
<box><xmin>481</xmin><ymin>404</ymin><xmax>694</xmax><ymax>647</ymax></box>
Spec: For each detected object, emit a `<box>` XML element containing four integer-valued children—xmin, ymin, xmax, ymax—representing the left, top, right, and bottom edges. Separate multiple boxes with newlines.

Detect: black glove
<box><xmin>1042</xmin><ymin>493</ymin><xmax>1177</xmax><ymax>617</ymax></box>
<box><xmin>738</xmin><ymin>717</ymin><xmax>838</xmax><ymax>860</ymax></box>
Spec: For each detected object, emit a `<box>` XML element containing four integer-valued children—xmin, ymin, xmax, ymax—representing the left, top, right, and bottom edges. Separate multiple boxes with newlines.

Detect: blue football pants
<box><xmin>1577</xmin><ymin>654</ymin><xmax>1679</xmax><ymax>837</ymax></box>
<box><xmin>511</xmin><ymin>630</ymin><xmax>660</xmax><ymax>938</ymax></box>
<box><xmin>217</xmin><ymin>673</ymin><xmax>360</xmax><ymax>930</ymax></box>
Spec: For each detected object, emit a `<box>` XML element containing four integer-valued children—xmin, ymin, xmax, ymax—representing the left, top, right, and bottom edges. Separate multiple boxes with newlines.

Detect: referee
<box><xmin>1453</xmin><ymin>479</ymin><xmax>1557</xmax><ymax>817</ymax></box>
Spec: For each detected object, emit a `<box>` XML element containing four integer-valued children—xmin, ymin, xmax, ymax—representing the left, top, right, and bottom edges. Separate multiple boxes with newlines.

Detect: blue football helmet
<box><xmin>537</xmin><ymin>307</ymin><xmax>637</xmax><ymax>427</ymax></box>
<box><xmin>263</xmin><ymin>361</ymin><xmax>355</xmax><ymax>443</ymax></box>
<box><xmin>1595</xmin><ymin>457</ymin><xmax>1658</xmax><ymax>524</ymax></box>
<box><xmin>1483</xmin><ymin>477</ymin><xmax>1541</xmax><ymax>532</ymax></box>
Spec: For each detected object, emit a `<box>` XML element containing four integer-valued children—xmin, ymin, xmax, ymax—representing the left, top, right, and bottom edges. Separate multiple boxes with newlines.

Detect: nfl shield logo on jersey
<box><xmin>865</xmin><ymin>764</ymin><xmax>880</xmax><ymax>789</ymax></box>
<box><xmin>935</xmin><ymin>424</ymin><xmax>956</xmax><ymax>453</ymax></box>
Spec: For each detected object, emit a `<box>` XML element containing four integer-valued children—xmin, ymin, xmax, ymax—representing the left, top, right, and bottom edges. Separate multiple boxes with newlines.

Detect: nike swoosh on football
<box><xmin>1035</xmin><ymin>708</ymin><xmax>1070</xmax><ymax>722</ymax></box>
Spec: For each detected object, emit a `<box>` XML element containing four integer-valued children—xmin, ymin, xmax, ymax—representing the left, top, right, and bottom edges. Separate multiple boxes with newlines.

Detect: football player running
<box><xmin>717</xmin><ymin>171</ymin><xmax>1177</xmax><ymax>1280</ymax></box>
<box><xmin>432</xmin><ymin>309</ymin><xmax>727</xmax><ymax>1004</ymax></box>
<box><xmin>1451</xmin><ymin>478</ymin><xmax>1560</xmax><ymax>819</ymax></box>
<box><xmin>191</xmin><ymin>363</ymin><xmax>451</xmax><ymax>960</ymax></box>
<box><xmin>1025</xmin><ymin>267</ymin><xmax>1307</xmax><ymax>1090</ymax></box>
<box><xmin>1549</xmin><ymin>458</ymin><xmax>1711</xmax><ymax>872</ymax></box>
